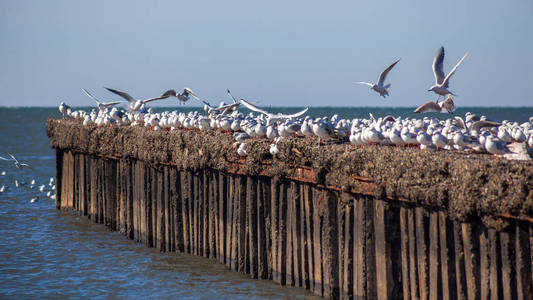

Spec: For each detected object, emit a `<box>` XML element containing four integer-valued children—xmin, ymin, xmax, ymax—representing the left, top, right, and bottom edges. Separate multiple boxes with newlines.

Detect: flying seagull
<box><xmin>82</xmin><ymin>88</ymin><xmax>124</xmax><ymax>111</ymax></box>
<box><xmin>428</xmin><ymin>47</ymin><xmax>468</xmax><ymax>101</ymax></box>
<box><xmin>240</xmin><ymin>99</ymin><xmax>309</xmax><ymax>124</ymax></box>
<box><xmin>0</xmin><ymin>154</ymin><xmax>31</xmax><ymax>169</ymax></box>
<box><xmin>414</xmin><ymin>95</ymin><xmax>456</xmax><ymax>114</ymax></box>
<box><xmin>105</xmin><ymin>87</ymin><xmax>173</xmax><ymax>112</ymax></box>
<box><xmin>356</xmin><ymin>58</ymin><xmax>401</xmax><ymax>98</ymax></box>
<box><xmin>167</xmin><ymin>88</ymin><xmax>200</xmax><ymax>104</ymax></box>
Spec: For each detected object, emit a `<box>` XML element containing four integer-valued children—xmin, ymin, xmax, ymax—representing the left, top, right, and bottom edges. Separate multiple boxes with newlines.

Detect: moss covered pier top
<box><xmin>47</xmin><ymin>118</ymin><xmax>533</xmax><ymax>226</ymax></box>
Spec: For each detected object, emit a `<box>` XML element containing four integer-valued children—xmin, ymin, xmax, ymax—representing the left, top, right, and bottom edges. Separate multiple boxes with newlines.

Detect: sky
<box><xmin>0</xmin><ymin>0</ymin><xmax>532</xmax><ymax>107</ymax></box>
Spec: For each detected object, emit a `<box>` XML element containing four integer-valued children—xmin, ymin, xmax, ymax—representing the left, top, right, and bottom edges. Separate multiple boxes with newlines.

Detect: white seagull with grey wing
<box><xmin>105</xmin><ymin>87</ymin><xmax>174</xmax><ymax>112</ymax></box>
<box><xmin>0</xmin><ymin>154</ymin><xmax>31</xmax><ymax>169</ymax></box>
<box><xmin>428</xmin><ymin>46</ymin><xmax>468</xmax><ymax>101</ymax></box>
<box><xmin>356</xmin><ymin>58</ymin><xmax>401</xmax><ymax>98</ymax></box>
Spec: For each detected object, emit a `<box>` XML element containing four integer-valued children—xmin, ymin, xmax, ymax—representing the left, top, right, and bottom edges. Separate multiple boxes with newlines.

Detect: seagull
<box><xmin>237</xmin><ymin>142</ymin><xmax>248</xmax><ymax>156</ymax></box>
<box><xmin>428</xmin><ymin>47</ymin><xmax>468</xmax><ymax>100</ymax></box>
<box><xmin>59</xmin><ymin>102</ymin><xmax>71</xmax><ymax>118</ymax></box>
<box><xmin>105</xmin><ymin>87</ymin><xmax>173</xmax><ymax>112</ymax></box>
<box><xmin>0</xmin><ymin>154</ymin><xmax>31</xmax><ymax>169</ymax></box>
<box><xmin>485</xmin><ymin>136</ymin><xmax>511</xmax><ymax>156</ymax></box>
<box><xmin>356</xmin><ymin>58</ymin><xmax>401</xmax><ymax>98</ymax></box>
<box><xmin>82</xmin><ymin>88</ymin><xmax>124</xmax><ymax>111</ymax></box>
<box><xmin>414</xmin><ymin>95</ymin><xmax>456</xmax><ymax>114</ymax></box>
<box><xmin>240</xmin><ymin>99</ymin><xmax>309</xmax><ymax>124</ymax></box>
<box><xmin>172</xmin><ymin>88</ymin><xmax>200</xmax><ymax>104</ymax></box>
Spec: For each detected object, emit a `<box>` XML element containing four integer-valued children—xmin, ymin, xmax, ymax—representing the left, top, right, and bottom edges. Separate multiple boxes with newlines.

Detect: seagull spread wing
<box><xmin>0</xmin><ymin>156</ymin><xmax>12</xmax><ymax>161</ymax></box>
<box><xmin>377</xmin><ymin>59</ymin><xmax>400</xmax><ymax>86</ymax></box>
<box><xmin>82</xmin><ymin>88</ymin><xmax>101</xmax><ymax>104</ymax></box>
<box><xmin>275</xmin><ymin>107</ymin><xmax>309</xmax><ymax>119</ymax></box>
<box><xmin>8</xmin><ymin>153</ymin><xmax>18</xmax><ymax>163</ymax></box>
<box><xmin>219</xmin><ymin>103</ymin><xmax>240</xmax><ymax>115</ymax></box>
<box><xmin>470</xmin><ymin>120</ymin><xmax>501</xmax><ymax>132</ymax></box>
<box><xmin>226</xmin><ymin>89</ymin><xmax>238</xmax><ymax>104</ymax></box>
<box><xmin>142</xmin><ymin>97</ymin><xmax>165</xmax><ymax>104</ymax></box>
<box><xmin>219</xmin><ymin>102</ymin><xmax>239</xmax><ymax>112</ymax></box>
<box><xmin>240</xmin><ymin>99</ymin><xmax>271</xmax><ymax>116</ymax></box>
<box><xmin>105</xmin><ymin>87</ymin><xmax>136</xmax><ymax>103</ymax></box>
<box><xmin>101</xmin><ymin>101</ymin><xmax>123</xmax><ymax>107</ymax></box>
<box><xmin>441</xmin><ymin>53</ymin><xmax>468</xmax><ymax>88</ymax></box>
<box><xmin>414</xmin><ymin>101</ymin><xmax>441</xmax><ymax>113</ymax></box>
<box><xmin>432</xmin><ymin>46</ymin><xmax>446</xmax><ymax>85</ymax></box>
<box><xmin>454</xmin><ymin>116</ymin><xmax>466</xmax><ymax>130</ymax></box>
<box><xmin>382</xmin><ymin>115</ymin><xmax>396</xmax><ymax>122</ymax></box>
<box><xmin>140</xmin><ymin>90</ymin><xmax>178</xmax><ymax>104</ymax></box>
<box><xmin>160</xmin><ymin>89</ymin><xmax>177</xmax><ymax>98</ymax></box>
<box><xmin>356</xmin><ymin>82</ymin><xmax>374</xmax><ymax>87</ymax></box>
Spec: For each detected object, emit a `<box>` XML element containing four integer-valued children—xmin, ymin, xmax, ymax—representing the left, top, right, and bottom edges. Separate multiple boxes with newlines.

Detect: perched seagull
<box><xmin>82</xmin><ymin>88</ymin><xmax>124</xmax><ymax>111</ymax></box>
<box><xmin>485</xmin><ymin>136</ymin><xmax>511</xmax><ymax>156</ymax></box>
<box><xmin>0</xmin><ymin>153</ymin><xmax>31</xmax><ymax>169</ymax></box>
<box><xmin>356</xmin><ymin>58</ymin><xmax>401</xmax><ymax>98</ymax></box>
<box><xmin>105</xmin><ymin>87</ymin><xmax>173</xmax><ymax>112</ymax></box>
<box><xmin>414</xmin><ymin>95</ymin><xmax>456</xmax><ymax>114</ymax></box>
<box><xmin>240</xmin><ymin>99</ymin><xmax>309</xmax><ymax>124</ymax></box>
<box><xmin>237</xmin><ymin>142</ymin><xmax>248</xmax><ymax>156</ymax></box>
<box><xmin>59</xmin><ymin>101</ymin><xmax>71</xmax><ymax>118</ymax></box>
<box><xmin>428</xmin><ymin>47</ymin><xmax>468</xmax><ymax>100</ymax></box>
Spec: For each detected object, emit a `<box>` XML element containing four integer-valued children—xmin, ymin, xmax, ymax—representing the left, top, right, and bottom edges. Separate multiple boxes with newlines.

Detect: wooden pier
<box><xmin>48</xmin><ymin>119</ymin><xmax>533</xmax><ymax>299</ymax></box>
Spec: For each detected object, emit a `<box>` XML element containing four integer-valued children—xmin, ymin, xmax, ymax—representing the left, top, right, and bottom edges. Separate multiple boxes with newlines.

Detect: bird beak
<box><xmin>427</xmin><ymin>89</ymin><xmax>431</xmax><ymax>92</ymax></box>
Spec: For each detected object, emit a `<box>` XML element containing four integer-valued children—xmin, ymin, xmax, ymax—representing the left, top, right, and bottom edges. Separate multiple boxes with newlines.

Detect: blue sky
<box><xmin>1</xmin><ymin>0</ymin><xmax>532</xmax><ymax>107</ymax></box>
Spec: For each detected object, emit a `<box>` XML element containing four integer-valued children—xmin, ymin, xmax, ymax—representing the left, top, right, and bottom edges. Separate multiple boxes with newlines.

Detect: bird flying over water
<box><xmin>428</xmin><ymin>47</ymin><xmax>468</xmax><ymax>101</ymax></box>
<box><xmin>0</xmin><ymin>153</ymin><xmax>31</xmax><ymax>169</ymax></box>
<box><xmin>105</xmin><ymin>87</ymin><xmax>173</xmax><ymax>112</ymax></box>
<box><xmin>356</xmin><ymin>58</ymin><xmax>401</xmax><ymax>98</ymax></box>
<box><xmin>82</xmin><ymin>88</ymin><xmax>124</xmax><ymax>111</ymax></box>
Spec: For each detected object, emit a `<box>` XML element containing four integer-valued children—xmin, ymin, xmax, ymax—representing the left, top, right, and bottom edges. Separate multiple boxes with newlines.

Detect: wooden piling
<box><xmin>52</xmin><ymin>150</ymin><xmax>533</xmax><ymax>300</ymax></box>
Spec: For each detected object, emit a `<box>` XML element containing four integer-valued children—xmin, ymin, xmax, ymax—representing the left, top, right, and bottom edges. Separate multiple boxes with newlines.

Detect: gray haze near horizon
<box><xmin>1</xmin><ymin>0</ymin><xmax>532</xmax><ymax>107</ymax></box>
